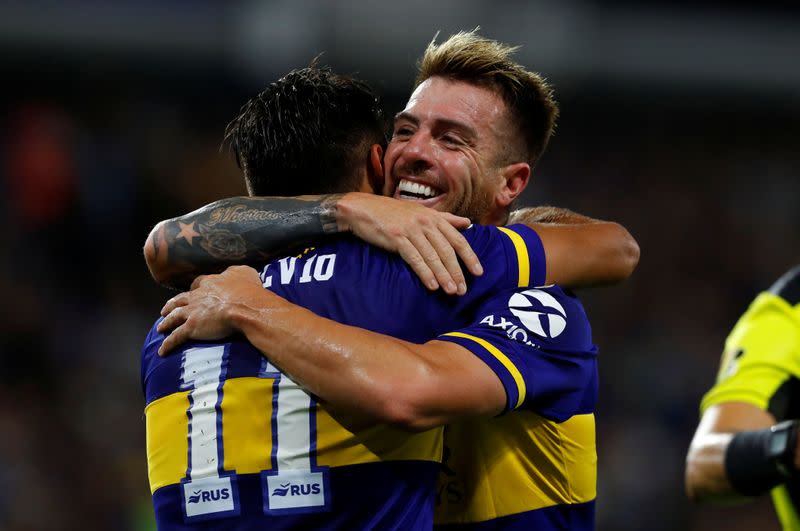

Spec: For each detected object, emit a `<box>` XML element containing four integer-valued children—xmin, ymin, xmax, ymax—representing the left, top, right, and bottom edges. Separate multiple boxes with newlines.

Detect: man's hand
<box><xmin>156</xmin><ymin>266</ymin><xmax>266</xmax><ymax>355</ymax></box>
<box><xmin>336</xmin><ymin>193</ymin><xmax>483</xmax><ymax>295</ymax></box>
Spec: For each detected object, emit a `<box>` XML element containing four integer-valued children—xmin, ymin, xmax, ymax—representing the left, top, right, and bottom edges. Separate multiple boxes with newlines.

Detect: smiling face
<box><xmin>383</xmin><ymin>76</ymin><xmax>529</xmax><ymax>224</ymax></box>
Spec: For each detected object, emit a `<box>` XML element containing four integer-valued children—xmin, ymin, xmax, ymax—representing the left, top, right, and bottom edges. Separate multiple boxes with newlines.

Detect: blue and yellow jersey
<box><xmin>700</xmin><ymin>266</ymin><xmax>800</xmax><ymax>531</ymax></box>
<box><xmin>142</xmin><ymin>223</ymin><xmax>546</xmax><ymax>530</ymax></box>
<box><xmin>435</xmin><ymin>285</ymin><xmax>599</xmax><ymax>530</ymax></box>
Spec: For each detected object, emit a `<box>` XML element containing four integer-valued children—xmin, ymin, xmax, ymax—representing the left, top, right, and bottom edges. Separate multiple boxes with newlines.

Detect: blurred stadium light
<box><xmin>1</xmin><ymin>0</ymin><xmax>799</xmax><ymax>94</ymax></box>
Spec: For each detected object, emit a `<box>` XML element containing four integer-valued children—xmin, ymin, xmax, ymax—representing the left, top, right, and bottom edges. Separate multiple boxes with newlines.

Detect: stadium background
<box><xmin>1</xmin><ymin>1</ymin><xmax>798</xmax><ymax>529</ymax></box>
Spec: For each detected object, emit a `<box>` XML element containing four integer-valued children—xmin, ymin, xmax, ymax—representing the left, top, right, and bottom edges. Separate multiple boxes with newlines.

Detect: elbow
<box><xmin>381</xmin><ymin>406</ymin><xmax>439</xmax><ymax>433</ymax></box>
<box><xmin>371</xmin><ymin>382</ymin><xmax>442</xmax><ymax>433</ymax></box>
<box><xmin>621</xmin><ymin>230</ymin><xmax>641</xmax><ymax>278</ymax></box>
<box><xmin>610</xmin><ymin>223</ymin><xmax>640</xmax><ymax>282</ymax></box>
<box><xmin>143</xmin><ymin>227</ymin><xmax>161</xmax><ymax>281</ymax></box>
<box><xmin>684</xmin><ymin>456</ymin><xmax>702</xmax><ymax>503</ymax></box>
<box><xmin>143</xmin><ymin>222</ymin><xmax>177</xmax><ymax>288</ymax></box>
<box><xmin>684</xmin><ymin>464</ymin><xmax>715</xmax><ymax>505</ymax></box>
<box><xmin>684</xmin><ymin>445</ymin><xmax>721</xmax><ymax>504</ymax></box>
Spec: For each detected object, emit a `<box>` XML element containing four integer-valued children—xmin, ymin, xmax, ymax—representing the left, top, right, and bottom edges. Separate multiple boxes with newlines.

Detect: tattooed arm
<box><xmin>144</xmin><ymin>192</ymin><xmax>477</xmax><ymax>291</ymax></box>
<box><xmin>144</xmin><ymin>195</ymin><xmax>341</xmax><ymax>289</ymax></box>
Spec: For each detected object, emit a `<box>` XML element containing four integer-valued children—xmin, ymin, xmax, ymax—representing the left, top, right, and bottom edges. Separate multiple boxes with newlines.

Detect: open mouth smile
<box><xmin>396</xmin><ymin>179</ymin><xmax>443</xmax><ymax>201</ymax></box>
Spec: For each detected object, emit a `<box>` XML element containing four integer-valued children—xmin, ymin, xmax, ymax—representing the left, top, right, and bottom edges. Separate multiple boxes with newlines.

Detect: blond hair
<box><xmin>416</xmin><ymin>30</ymin><xmax>559</xmax><ymax>166</ymax></box>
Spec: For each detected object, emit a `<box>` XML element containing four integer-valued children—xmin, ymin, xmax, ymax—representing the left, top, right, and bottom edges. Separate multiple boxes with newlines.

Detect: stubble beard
<box><xmin>447</xmin><ymin>185</ymin><xmax>496</xmax><ymax>224</ymax></box>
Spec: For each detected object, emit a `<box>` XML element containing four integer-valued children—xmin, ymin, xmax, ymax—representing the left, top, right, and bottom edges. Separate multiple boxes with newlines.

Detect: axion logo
<box><xmin>508</xmin><ymin>289</ymin><xmax>567</xmax><ymax>338</ymax></box>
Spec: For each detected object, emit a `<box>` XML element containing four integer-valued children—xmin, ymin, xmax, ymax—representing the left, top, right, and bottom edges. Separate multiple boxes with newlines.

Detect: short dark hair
<box><xmin>416</xmin><ymin>30</ymin><xmax>558</xmax><ymax>167</ymax></box>
<box><xmin>224</xmin><ymin>65</ymin><xmax>387</xmax><ymax>196</ymax></box>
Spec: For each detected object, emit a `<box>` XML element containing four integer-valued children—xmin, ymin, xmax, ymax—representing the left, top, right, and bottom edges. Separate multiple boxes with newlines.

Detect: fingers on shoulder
<box><xmin>397</xmin><ymin>238</ymin><xmax>438</xmax><ymax>290</ymax></box>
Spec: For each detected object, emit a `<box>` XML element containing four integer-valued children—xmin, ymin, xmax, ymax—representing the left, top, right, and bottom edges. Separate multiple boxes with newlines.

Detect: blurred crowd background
<box><xmin>1</xmin><ymin>1</ymin><xmax>799</xmax><ymax>529</ymax></box>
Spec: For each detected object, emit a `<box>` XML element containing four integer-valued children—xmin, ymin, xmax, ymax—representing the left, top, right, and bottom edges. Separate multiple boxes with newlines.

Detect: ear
<box><xmin>495</xmin><ymin>162</ymin><xmax>530</xmax><ymax>209</ymax></box>
<box><xmin>241</xmin><ymin>160</ymin><xmax>255</xmax><ymax>196</ymax></box>
<box><xmin>364</xmin><ymin>144</ymin><xmax>385</xmax><ymax>193</ymax></box>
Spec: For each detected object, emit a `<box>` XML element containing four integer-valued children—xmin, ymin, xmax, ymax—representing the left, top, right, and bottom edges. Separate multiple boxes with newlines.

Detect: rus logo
<box><xmin>271</xmin><ymin>483</ymin><xmax>291</xmax><ymax>497</ymax></box>
<box><xmin>187</xmin><ymin>488</ymin><xmax>231</xmax><ymax>504</ymax></box>
<box><xmin>271</xmin><ymin>482</ymin><xmax>322</xmax><ymax>497</ymax></box>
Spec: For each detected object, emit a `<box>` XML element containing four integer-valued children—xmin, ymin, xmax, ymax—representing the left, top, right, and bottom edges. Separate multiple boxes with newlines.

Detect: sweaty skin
<box><xmin>145</xmin><ymin>193</ymin><xmax>639</xmax><ymax>293</ymax></box>
<box><xmin>384</xmin><ymin>77</ymin><xmax>529</xmax><ymax>226</ymax></box>
<box><xmin>686</xmin><ymin>402</ymin><xmax>792</xmax><ymax>502</ymax></box>
<box><xmin>157</xmin><ymin>266</ymin><xmax>508</xmax><ymax>431</ymax></box>
<box><xmin>150</xmin><ymin>76</ymin><xmax>639</xmax><ymax>429</ymax></box>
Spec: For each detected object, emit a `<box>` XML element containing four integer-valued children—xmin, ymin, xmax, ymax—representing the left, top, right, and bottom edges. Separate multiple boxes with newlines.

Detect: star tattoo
<box><xmin>176</xmin><ymin>221</ymin><xmax>200</xmax><ymax>246</ymax></box>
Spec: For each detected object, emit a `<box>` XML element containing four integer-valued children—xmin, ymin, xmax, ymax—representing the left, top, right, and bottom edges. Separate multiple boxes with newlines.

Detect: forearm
<box><xmin>510</xmin><ymin>206</ymin><xmax>640</xmax><ymax>287</ymax></box>
<box><xmin>227</xmin><ymin>291</ymin><xmax>501</xmax><ymax>431</ymax></box>
<box><xmin>685</xmin><ymin>432</ymin><xmax>744</xmax><ymax>502</ymax></box>
<box><xmin>227</xmin><ymin>292</ymin><xmax>430</xmax><ymax>428</ymax></box>
<box><xmin>509</xmin><ymin>205</ymin><xmax>592</xmax><ymax>225</ymax></box>
<box><xmin>686</xmin><ymin>403</ymin><xmax>786</xmax><ymax>504</ymax></box>
<box><xmin>539</xmin><ymin>222</ymin><xmax>639</xmax><ymax>287</ymax></box>
<box><xmin>144</xmin><ymin>194</ymin><xmax>343</xmax><ymax>289</ymax></box>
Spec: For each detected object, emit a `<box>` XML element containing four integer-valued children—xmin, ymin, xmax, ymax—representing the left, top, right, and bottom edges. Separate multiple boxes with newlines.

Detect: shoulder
<box><xmin>769</xmin><ymin>265</ymin><xmax>800</xmax><ymax>306</ymax></box>
<box><xmin>512</xmin><ymin>285</ymin><xmax>592</xmax><ymax>349</ymax></box>
<box><xmin>464</xmin><ymin>223</ymin><xmax>543</xmax><ymax>254</ymax></box>
<box><xmin>439</xmin><ymin>285</ymin><xmax>596</xmax><ymax>418</ymax></box>
<box><xmin>468</xmin><ymin>284</ymin><xmax>594</xmax><ymax>353</ymax></box>
<box><xmin>142</xmin><ymin>318</ymin><xmax>166</xmax><ymax>359</ymax></box>
<box><xmin>141</xmin><ymin>317</ymin><xmax>168</xmax><ymax>402</ymax></box>
<box><xmin>727</xmin><ymin>266</ymin><xmax>800</xmax><ymax>348</ymax></box>
<box><xmin>464</xmin><ymin>223</ymin><xmax>546</xmax><ymax>287</ymax></box>
<box><xmin>701</xmin><ymin>269</ymin><xmax>800</xmax><ymax>410</ymax></box>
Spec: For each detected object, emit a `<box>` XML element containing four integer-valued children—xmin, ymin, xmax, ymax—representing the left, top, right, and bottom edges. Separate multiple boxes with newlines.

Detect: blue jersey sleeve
<box><xmin>141</xmin><ymin>320</ymin><xmax>162</xmax><ymax>400</ymax></box>
<box><xmin>141</xmin><ymin>318</ymin><xmax>184</xmax><ymax>406</ymax></box>
<box><xmin>453</xmin><ymin>224</ymin><xmax>547</xmax><ymax>312</ymax></box>
<box><xmin>495</xmin><ymin>224</ymin><xmax>547</xmax><ymax>288</ymax></box>
<box><xmin>438</xmin><ymin>285</ymin><xmax>598</xmax><ymax>421</ymax></box>
<box><xmin>464</xmin><ymin>223</ymin><xmax>546</xmax><ymax>288</ymax></box>
<box><xmin>260</xmin><ymin>224</ymin><xmax>547</xmax><ymax>344</ymax></box>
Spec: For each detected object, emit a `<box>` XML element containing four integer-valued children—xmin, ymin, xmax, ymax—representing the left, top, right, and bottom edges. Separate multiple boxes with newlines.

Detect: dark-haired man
<box><xmin>225</xmin><ymin>64</ymin><xmax>386</xmax><ymax>197</ymax></box>
<box><xmin>145</xmin><ymin>66</ymin><xmax>395</xmax><ymax>290</ymax></box>
<box><xmin>146</xmin><ymin>32</ymin><xmax>637</xmax><ymax>531</ymax></box>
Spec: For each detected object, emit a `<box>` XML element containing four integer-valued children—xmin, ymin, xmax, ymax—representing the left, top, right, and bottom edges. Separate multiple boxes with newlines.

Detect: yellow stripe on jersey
<box><xmin>145</xmin><ymin>377</ymin><xmax>442</xmax><ymax>494</ymax></box>
<box><xmin>146</xmin><ymin>391</ymin><xmax>190</xmax><ymax>493</ymax></box>
<box><xmin>442</xmin><ymin>332</ymin><xmax>526</xmax><ymax>409</ymax></box>
<box><xmin>435</xmin><ymin>413</ymin><xmax>596</xmax><ymax>525</ymax></box>
<box><xmin>497</xmin><ymin>226</ymin><xmax>530</xmax><ymax>287</ymax></box>
<box><xmin>315</xmin><ymin>410</ymin><xmax>442</xmax><ymax>466</ymax></box>
<box><xmin>222</xmin><ymin>377</ymin><xmax>274</xmax><ymax>473</ymax></box>
<box><xmin>701</xmin><ymin>292</ymin><xmax>800</xmax><ymax>413</ymax></box>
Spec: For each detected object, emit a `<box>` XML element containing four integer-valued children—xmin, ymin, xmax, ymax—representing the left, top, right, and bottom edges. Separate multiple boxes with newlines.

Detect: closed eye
<box><xmin>441</xmin><ymin>134</ymin><xmax>465</xmax><ymax>147</ymax></box>
<box><xmin>392</xmin><ymin>126</ymin><xmax>413</xmax><ymax>139</ymax></box>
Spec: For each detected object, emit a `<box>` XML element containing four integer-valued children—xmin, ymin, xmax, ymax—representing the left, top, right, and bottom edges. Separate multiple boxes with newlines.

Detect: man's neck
<box><xmin>480</xmin><ymin>208</ymin><xmax>510</xmax><ymax>227</ymax></box>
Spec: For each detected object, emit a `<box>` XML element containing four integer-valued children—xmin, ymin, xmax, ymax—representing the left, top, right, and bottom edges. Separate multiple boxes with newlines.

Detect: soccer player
<box><xmin>686</xmin><ymin>265</ymin><xmax>800</xmax><ymax>529</ymax></box>
<box><xmin>148</xmin><ymin>32</ymin><xmax>638</xmax><ymax>530</ymax></box>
